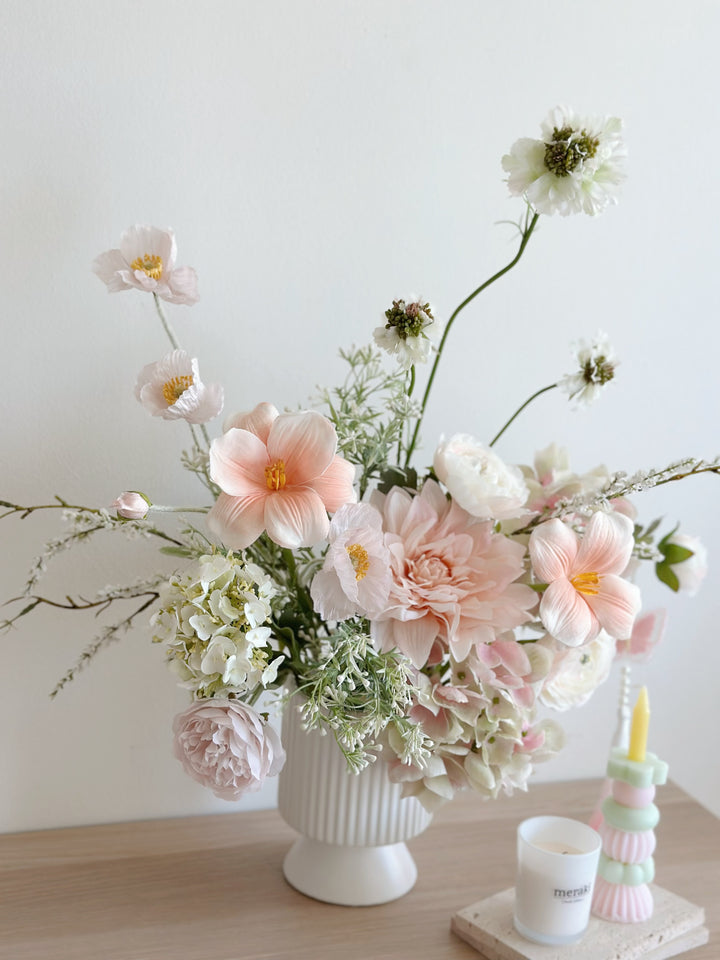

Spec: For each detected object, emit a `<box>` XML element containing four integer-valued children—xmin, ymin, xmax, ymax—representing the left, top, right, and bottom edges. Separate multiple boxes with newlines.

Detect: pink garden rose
<box><xmin>529</xmin><ymin>511</ymin><xmax>641</xmax><ymax>646</ymax></box>
<box><xmin>208</xmin><ymin>403</ymin><xmax>356</xmax><ymax>550</ymax></box>
<box><xmin>372</xmin><ymin>480</ymin><xmax>535</xmax><ymax>668</ymax></box>
<box><xmin>92</xmin><ymin>225</ymin><xmax>199</xmax><ymax>305</ymax></box>
<box><xmin>172</xmin><ymin>699</ymin><xmax>285</xmax><ymax>800</ymax></box>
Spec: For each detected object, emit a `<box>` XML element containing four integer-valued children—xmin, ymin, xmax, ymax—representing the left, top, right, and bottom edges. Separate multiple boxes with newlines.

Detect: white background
<box><xmin>1</xmin><ymin>0</ymin><xmax>718</xmax><ymax>832</ymax></box>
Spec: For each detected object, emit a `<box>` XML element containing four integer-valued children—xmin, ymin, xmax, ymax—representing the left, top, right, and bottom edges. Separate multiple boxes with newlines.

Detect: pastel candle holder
<box><xmin>592</xmin><ymin>746</ymin><xmax>668</xmax><ymax>923</ymax></box>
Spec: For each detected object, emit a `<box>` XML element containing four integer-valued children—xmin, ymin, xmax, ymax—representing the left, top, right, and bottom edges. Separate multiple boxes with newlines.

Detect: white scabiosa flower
<box><xmin>135</xmin><ymin>349</ymin><xmax>224</xmax><ymax>424</ymax></box>
<box><xmin>502</xmin><ymin>106</ymin><xmax>626</xmax><ymax>217</ymax></box>
<box><xmin>433</xmin><ymin>434</ymin><xmax>528</xmax><ymax>520</ymax></box>
<box><xmin>558</xmin><ymin>331</ymin><xmax>617</xmax><ymax>407</ymax></box>
<box><xmin>373</xmin><ymin>296</ymin><xmax>439</xmax><ymax>371</ymax></box>
<box><xmin>92</xmin><ymin>225</ymin><xmax>199</xmax><ymax>305</ymax></box>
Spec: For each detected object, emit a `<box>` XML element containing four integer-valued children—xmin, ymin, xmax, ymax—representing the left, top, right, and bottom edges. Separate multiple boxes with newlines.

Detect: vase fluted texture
<box><xmin>277</xmin><ymin>700</ymin><xmax>433</xmax><ymax>905</ymax></box>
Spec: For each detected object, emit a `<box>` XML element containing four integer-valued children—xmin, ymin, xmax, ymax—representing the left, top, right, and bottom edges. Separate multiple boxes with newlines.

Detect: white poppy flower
<box><xmin>135</xmin><ymin>349</ymin><xmax>223</xmax><ymax>424</ymax></box>
<box><xmin>92</xmin><ymin>225</ymin><xmax>199</xmax><ymax>305</ymax></box>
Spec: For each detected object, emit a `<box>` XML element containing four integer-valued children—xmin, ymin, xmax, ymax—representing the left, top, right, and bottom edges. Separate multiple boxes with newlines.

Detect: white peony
<box><xmin>433</xmin><ymin>434</ymin><xmax>528</xmax><ymax>520</ymax></box>
<box><xmin>539</xmin><ymin>631</ymin><xmax>616</xmax><ymax>711</ymax></box>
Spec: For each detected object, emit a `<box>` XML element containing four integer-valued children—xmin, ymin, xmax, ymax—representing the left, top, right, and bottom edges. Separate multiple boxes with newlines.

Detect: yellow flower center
<box><xmin>130</xmin><ymin>253</ymin><xmax>164</xmax><ymax>280</ymax></box>
<box><xmin>265</xmin><ymin>460</ymin><xmax>286</xmax><ymax>491</ymax></box>
<box><xmin>162</xmin><ymin>374</ymin><xmax>194</xmax><ymax>406</ymax></box>
<box><xmin>571</xmin><ymin>571</ymin><xmax>600</xmax><ymax>596</ymax></box>
<box><xmin>347</xmin><ymin>543</ymin><xmax>370</xmax><ymax>581</ymax></box>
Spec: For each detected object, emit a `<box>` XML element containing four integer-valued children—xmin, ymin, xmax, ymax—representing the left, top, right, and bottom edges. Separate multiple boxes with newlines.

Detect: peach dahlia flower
<box><xmin>208</xmin><ymin>402</ymin><xmax>356</xmax><ymax>550</ymax></box>
<box><xmin>372</xmin><ymin>480</ymin><xmax>535</xmax><ymax>669</ymax></box>
<box><xmin>529</xmin><ymin>511</ymin><xmax>641</xmax><ymax>647</ymax></box>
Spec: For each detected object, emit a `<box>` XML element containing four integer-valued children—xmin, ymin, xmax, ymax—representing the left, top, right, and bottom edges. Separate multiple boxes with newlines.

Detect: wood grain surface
<box><xmin>0</xmin><ymin>780</ymin><xmax>716</xmax><ymax>960</ymax></box>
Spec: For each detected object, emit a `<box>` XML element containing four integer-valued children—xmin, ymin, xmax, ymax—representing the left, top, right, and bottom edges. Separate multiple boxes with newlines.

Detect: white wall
<box><xmin>1</xmin><ymin>0</ymin><xmax>718</xmax><ymax>832</ymax></box>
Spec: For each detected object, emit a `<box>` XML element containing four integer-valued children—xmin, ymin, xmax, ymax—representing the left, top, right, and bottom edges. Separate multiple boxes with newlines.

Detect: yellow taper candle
<box><xmin>627</xmin><ymin>686</ymin><xmax>650</xmax><ymax>762</ymax></box>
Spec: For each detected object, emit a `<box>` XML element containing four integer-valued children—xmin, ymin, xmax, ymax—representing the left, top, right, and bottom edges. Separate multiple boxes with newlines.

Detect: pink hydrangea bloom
<box><xmin>172</xmin><ymin>699</ymin><xmax>285</xmax><ymax>800</ymax></box>
<box><xmin>310</xmin><ymin>502</ymin><xmax>392</xmax><ymax>621</ymax></box>
<box><xmin>92</xmin><ymin>225</ymin><xmax>199</xmax><ymax>305</ymax></box>
<box><xmin>372</xmin><ymin>480</ymin><xmax>535</xmax><ymax>669</ymax></box>
<box><xmin>208</xmin><ymin>402</ymin><xmax>356</xmax><ymax>550</ymax></box>
<box><xmin>529</xmin><ymin>511</ymin><xmax>641</xmax><ymax>647</ymax></box>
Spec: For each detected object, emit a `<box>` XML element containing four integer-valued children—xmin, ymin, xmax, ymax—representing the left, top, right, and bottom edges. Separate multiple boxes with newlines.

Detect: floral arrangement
<box><xmin>2</xmin><ymin>106</ymin><xmax>715</xmax><ymax>813</ymax></box>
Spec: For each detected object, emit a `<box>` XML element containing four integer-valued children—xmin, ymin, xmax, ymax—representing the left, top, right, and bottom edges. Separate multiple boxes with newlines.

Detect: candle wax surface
<box><xmin>532</xmin><ymin>841</ymin><xmax>584</xmax><ymax>855</ymax></box>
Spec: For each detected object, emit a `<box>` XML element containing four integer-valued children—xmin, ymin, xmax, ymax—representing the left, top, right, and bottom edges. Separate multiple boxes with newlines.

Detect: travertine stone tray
<box><xmin>451</xmin><ymin>885</ymin><xmax>708</xmax><ymax>960</ymax></box>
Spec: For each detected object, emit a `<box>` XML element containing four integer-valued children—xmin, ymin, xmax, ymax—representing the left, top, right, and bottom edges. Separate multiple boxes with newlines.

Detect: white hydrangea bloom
<box><xmin>503</xmin><ymin>106</ymin><xmax>626</xmax><ymax>217</ymax></box>
<box><xmin>150</xmin><ymin>553</ymin><xmax>281</xmax><ymax>699</ymax></box>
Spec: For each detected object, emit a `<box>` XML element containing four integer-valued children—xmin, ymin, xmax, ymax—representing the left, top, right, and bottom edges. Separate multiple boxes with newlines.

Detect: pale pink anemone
<box><xmin>135</xmin><ymin>350</ymin><xmax>224</xmax><ymax>424</ymax></box>
<box><xmin>310</xmin><ymin>502</ymin><xmax>392</xmax><ymax>621</ymax></box>
<box><xmin>529</xmin><ymin>511</ymin><xmax>641</xmax><ymax>647</ymax></box>
<box><xmin>92</xmin><ymin>225</ymin><xmax>199</xmax><ymax>305</ymax></box>
<box><xmin>208</xmin><ymin>402</ymin><xmax>356</xmax><ymax>550</ymax></box>
<box><xmin>371</xmin><ymin>480</ymin><xmax>536</xmax><ymax>669</ymax></box>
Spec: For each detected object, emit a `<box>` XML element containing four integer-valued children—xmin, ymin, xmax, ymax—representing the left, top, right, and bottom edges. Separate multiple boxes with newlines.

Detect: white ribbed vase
<box><xmin>277</xmin><ymin>702</ymin><xmax>433</xmax><ymax>905</ymax></box>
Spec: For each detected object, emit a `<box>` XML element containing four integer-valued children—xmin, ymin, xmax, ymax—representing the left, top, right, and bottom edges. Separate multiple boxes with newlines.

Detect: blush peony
<box><xmin>172</xmin><ymin>699</ymin><xmax>285</xmax><ymax>800</ymax></box>
<box><xmin>371</xmin><ymin>480</ymin><xmax>535</xmax><ymax>668</ymax></box>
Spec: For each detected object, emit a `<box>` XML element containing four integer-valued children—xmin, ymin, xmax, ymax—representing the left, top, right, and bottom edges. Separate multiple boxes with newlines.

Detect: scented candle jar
<box><xmin>514</xmin><ymin>815</ymin><xmax>602</xmax><ymax>946</ymax></box>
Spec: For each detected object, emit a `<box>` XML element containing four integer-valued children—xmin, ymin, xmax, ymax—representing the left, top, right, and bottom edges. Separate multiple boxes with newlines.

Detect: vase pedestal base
<box><xmin>282</xmin><ymin>835</ymin><xmax>418</xmax><ymax>906</ymax></box>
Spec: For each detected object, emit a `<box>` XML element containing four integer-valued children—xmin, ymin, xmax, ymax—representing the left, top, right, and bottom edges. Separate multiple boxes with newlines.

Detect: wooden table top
<box><xmin>0</xmin><ymin>779</ymin><xmax>716</xmax><ymax>960</ymax></box>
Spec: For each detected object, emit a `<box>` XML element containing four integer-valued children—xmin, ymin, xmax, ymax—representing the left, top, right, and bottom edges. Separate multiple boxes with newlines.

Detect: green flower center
<box><xmin>544</xmin><ymin>125</ymin><xmax>599</xmax><ymax>177</ymax></box>
<box><xmin>583</xmin><ymin>355</ymin><xmax>615</xmax><ymax>386</ymax></box>
<box><xmin>384</xmin><ymin>299</ymin><xmax>433</xmax><ymax>340</ymax></box>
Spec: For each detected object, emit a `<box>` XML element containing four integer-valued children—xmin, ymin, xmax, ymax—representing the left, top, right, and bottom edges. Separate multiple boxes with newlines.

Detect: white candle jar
<box><xmin>514</xmin><ymin>816</ymin><xmax>602</xmax><ymax>946</ymax></box>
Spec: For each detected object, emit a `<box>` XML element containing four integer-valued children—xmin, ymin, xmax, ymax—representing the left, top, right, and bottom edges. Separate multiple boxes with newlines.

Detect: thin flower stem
<box><xmin>151</xmin><ymin>505</ymin><xmax>209</xmax><ymax>514</ymax></box>
<box><xmin>153</xmin><ymin>293</ymin><xmax>181</xmax><ymax>350</ymax></box>
<box><xmin>404</xmin><ymin>210</ymin><xmax>540</xmax><ymax>468</ymax></box>
<box><xmin>489</xmin><ymin>383</ymin><xmax>557</xmax><ymax>447</ymax></box>
<box><xmin>397</xmin><ymin>366</ymin><xmax>417</xmax><ymax>462</ymax></box>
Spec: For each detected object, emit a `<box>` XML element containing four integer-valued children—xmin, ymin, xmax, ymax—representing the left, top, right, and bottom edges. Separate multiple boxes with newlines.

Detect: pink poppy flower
<box><xmin>135</xmin><ymin>350</ymin><xmax>224</xmax><ymax>424</ymax></box>
<box><xmin>92</xmin><ymin>225</ymin><xmax>199</xmax><ymax>305</ymax></box>
<box><xmin>529</xmin><ymin>511</ymin><xmax>641</xmax><ymax>647</ymax></box>
<box><xmin>310</xmin><ymin>502</ymin><xmax>392</xmax><ymax>621</ymax></box>
<box><xmin>372</xmin><ymin>480</ymin><xmax>535</xmax><ymax>669</ymax></box>
<box><xmin>208</xmin><ymin>402</ymin><xmax>356</xmax><ymax>550</ymax></box>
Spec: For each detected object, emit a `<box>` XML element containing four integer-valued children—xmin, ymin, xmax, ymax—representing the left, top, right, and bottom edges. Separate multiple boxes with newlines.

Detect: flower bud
<box><xmin>111</xmin><ymin>491</ymin><xmax>151</xmax><ymax>520</ymax></box>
